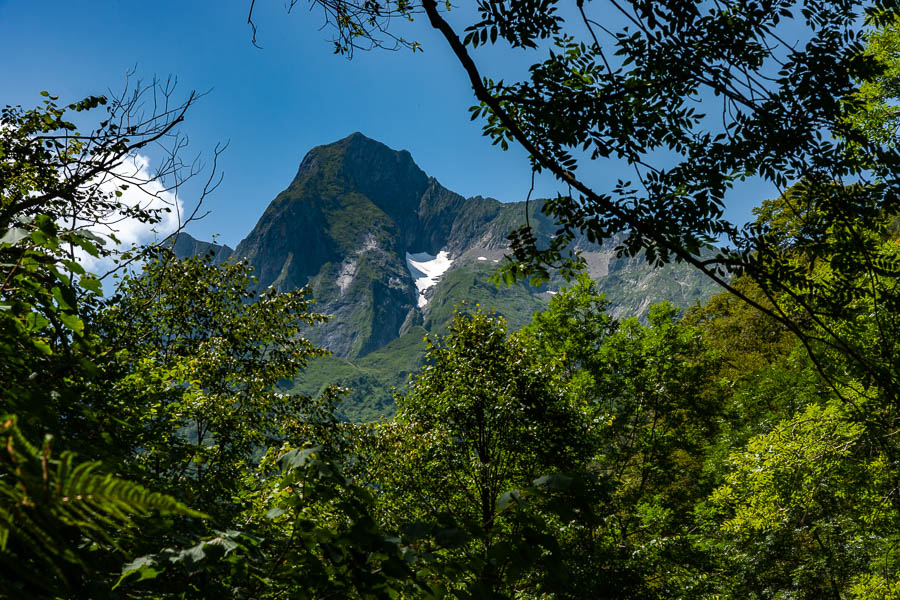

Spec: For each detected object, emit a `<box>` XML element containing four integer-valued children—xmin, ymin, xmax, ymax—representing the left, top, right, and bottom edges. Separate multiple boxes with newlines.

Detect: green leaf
<box><xmin>32</xmin><ymin>339</ymin><xmax>52</xmax><ymax>355</ymax></box>
<box><xmin>24</xmin><ymin>312</ymin><xmax>50</xmax><ymax>332</ymax></box>
<box><xmin>435</xmin><ymin>527</ymin><xmax>469</xmax><ymax>548</ymax></box>
<box><xmin>61</xmin><ymin>260</ymin><xmax>85</xmax><ymax>276</ymax></box>
<box><xmin>497</xmin><ymin>490</ymin><xmax>523</xmax><ymax>512</ymax></box>
<box><xmin>57</xmin><ymin>312</ymin><xmax>84</xmax><ymax>335</ymax></box>
<box><xmin>79</xmin><ymin>275</ymin><xmax>103</xmax><ymax>295</ymax></box>
<box><xmin>279</xmin><ymin>445</ymin><xmax>323</xmax><ymax>469</ymax></box>
<box><xmin>533</xmin><ymin>473</ymin><xmax>573</xmax><ymax>491</ymax></box>
<box><xmin>265</xmin><ymin>507</ymin><xmax>286</xmax><ymax>520</ymax></box>
<box><xmin>115</xmin><ymin>556</ymin><xmax>162</xmax><ymax>588</ymax></box>
<box><xmin>51</xmin><ymin>285</ymin><xmax>75</xmax><ymax>311</ymax></box>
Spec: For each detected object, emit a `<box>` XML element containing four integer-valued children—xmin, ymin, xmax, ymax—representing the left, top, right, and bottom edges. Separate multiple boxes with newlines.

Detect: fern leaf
<box><xmin>0</xmin><ymin>414</ymin><xmax>208</xmax><ymax>596</ymax></box>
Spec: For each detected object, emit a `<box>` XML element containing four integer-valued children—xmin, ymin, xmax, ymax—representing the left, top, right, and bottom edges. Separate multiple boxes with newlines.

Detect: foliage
<box><xmin>13</xmin><ymin>4</ymin><xmax>900</xmax><ymax>596</ymax></box>
<box><xmin>117</xmin><ymin>443</ymin><xmax>432</xmax><ymax>599</ymax></box>
<box><xmin>282</xmin><ymin>1</ymin><xmax>900</xmax><ymax>265</ymax></box>
<box><xmin>0</xmin><ymin>415</ymin><xmax>204</xmax><ymax>599</ymax></box>
<box><xmin>0</xmin><ymin>79</ymin><xmax>218</xmax><ymax>455</ymax></box>
<box><xmin>684</xmin><ymin>186</ymin><xmax>900</xmax><ymax>597</ymax></box>
<box><xmin>375</xmin><ymin>305</ymin><xmax>592</xmax><ymax>597</ymax></box>
<box><xmin>710</xmin><ymin>399</ymin><xmax>900</xmax><ymax>599</ymax></box>
<box><xmin>0</xmin><ymin>84</ymin><xmax>227</xmax><ymax>594</ymax></box>
<box><xmin>94</xmin><ymin>250</ymin><xmax>331</xmax><ymax>518</ymax></box>
<box><xmin>849</xmin><ymin>16</ymin><xmax>900</xmax><ymax>146</ymax></box>
<box><xmin>519</xmin><ymin>274</ymin><xmax>616</xmax><ymax>384</ymax></box>
<box><xmin>519</xmin><ymin>284</ymin><xmax>723</xmax><ymax>597</ymax></box>
<box><xmin>683</xmin><ymin>276</ymin><xmax>817</xmax><ymax>445</ymax></box>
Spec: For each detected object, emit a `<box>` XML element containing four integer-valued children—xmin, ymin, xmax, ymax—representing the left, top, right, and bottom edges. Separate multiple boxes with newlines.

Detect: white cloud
<box><xmin>73</xmin><ymin>153</ymin><xmax>183</xmax><ymax>273</ymax></box>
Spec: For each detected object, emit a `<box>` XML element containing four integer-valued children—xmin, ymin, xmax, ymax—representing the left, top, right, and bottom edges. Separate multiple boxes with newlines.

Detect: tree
<box><xmin>709</xmin><ymin>397</ymin><xmax>900</xmax><ymax>599</ymax></box>
<box><xmin>94</xmin><ymin>250</ymin><xmax>329</xmax><ymax>516</ymax></box>
<box><xmin>263</xmin><ymin>0</ymin><xmax>900</xmax><ymax>424</ymax></box>
<box><xmin>665</xmin><ymin>187</ymin><xmax>900</xmax><ymax>597</ymax></box>
<box><xmin>374</xmin><ymin>306</ymin><xmax>592</xmax><ymax>597</ymax></box>
<box><xmin>516</xmin><ymin>283</ymin><xmax>724</xmax><ymax>598</ymax></box>
<box><xmin>1</xmin><ymin>78</ymin><xmax>221</xmax><ymax>448</ymax></box>
<box><xmin>679</xmin><ymin>185</ymin><xmax>900</xmax><ymax>598</ymax></box>
<box><xmin>0</xmin><ymin>416</ymin><xmax>204</xmax><ymax>599</ymax></box>
<box><xmin>1</xmin><ymin>84</ymin><xmax>433</xmax><ymax>598</ymax></box>
<box><xmin>518</xmin><ymin>274</ymin><xmax>617</xmax><ymax>398</ymax></box>
<box><xmin>849</xmin><ymin>14</ymin><xmax>900</xmax><ymax>146</ymax></box>
<box><xmin>0</xmin><ymin>81</ymin><xmax>223</xmax><ymax>596</ymax></box>
<box><xmin>116</xmin><ymin>444</ymin><xmax>432</xmax><ymax>600</ymax></box>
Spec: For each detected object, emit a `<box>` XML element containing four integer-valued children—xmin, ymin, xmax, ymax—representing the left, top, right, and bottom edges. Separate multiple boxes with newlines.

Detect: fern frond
<box><xmin>0</xmin><ymin>414</ymin><xmax>208</xmax><ymax>597</ymax></box>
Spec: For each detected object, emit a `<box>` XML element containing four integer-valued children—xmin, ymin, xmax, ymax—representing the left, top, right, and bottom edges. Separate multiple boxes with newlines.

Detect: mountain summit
<box><xmin>174</xmin><ymin>134</ymin><xmax>720</xmax><ymax>418</ymax></box>
<box><xmin>234</xmin><ymin>133</ymin><xmax>516</xmax><ymax>357</ymax></box>
<box><xmin>196</xmin><ymin>134</ymin><xmax>715</xmax><ymax>363</ymax></box>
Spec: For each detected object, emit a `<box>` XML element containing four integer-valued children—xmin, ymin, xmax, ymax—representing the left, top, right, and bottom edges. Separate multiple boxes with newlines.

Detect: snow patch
<box><xmin>477</xmin><ymin>256</ymin><xmax>487</xmax><ymax>261</ymax></box>
<box><xmin>336</xmin><ymin>259</ymin><xmax>357</xmax><ymax>295</ymax></box>
<box><xmin>406</xmin><ymin>250</ymin><xmax>453</xmax><ymax>308</ymax></box>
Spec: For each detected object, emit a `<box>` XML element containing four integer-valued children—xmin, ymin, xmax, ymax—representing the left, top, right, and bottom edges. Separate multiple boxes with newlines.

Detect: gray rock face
<box><xmin>186</xmin><ymin>133</ymin><xmax>718</xmax><ymax>359</ymax></box>
<box><xmin>229</xmin><ymin>134</ymin><xmax>528</xmax><ymax>358</ymax></box>
<box><xmin>169</xmin><ymin>232</ymin><xmax>233</xmax><ymax>264</ymax></box>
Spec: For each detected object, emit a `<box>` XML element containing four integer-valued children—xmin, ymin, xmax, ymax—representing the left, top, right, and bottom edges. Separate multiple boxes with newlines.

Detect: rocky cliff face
<box><xmin>235</xmin><ymin>134</ymin><xmax>418</xmax><ymax>357</ymax></box>
<box><xmin>192</xmin><ymin>133</ymin><xmax>718</xmax><ymax>361</ymax></box>
<box><xmin>232</xmin><ymin>134</ymin><xmax>540</xmax><ymax>358</ymax></box>
<box><xmin>169</xmin><ymin>232</ymin><xmax>233</xmax><ymax>264</ymax></box>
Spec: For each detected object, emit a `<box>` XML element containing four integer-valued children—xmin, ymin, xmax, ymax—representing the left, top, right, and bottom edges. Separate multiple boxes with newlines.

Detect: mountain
<box><xmin>180</xmin><ymin>133</ymin><xmax>719</xmax><ymax>419</ymax></box>
<box><xmin>233</xmin><ymin>132</ymin><xmax>562</xmax><ymax>359</ymax></box>
<box><xmin>169</xmin><ymin>232</ymin><xmax>233</xmax><ymax>264</ymax></box>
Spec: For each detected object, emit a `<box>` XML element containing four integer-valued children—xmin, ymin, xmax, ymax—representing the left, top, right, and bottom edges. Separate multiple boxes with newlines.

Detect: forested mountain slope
<box><xmin>176</xmin><ymin>133</ymin><xmax>718</xmax><ymax>418</ymax></box>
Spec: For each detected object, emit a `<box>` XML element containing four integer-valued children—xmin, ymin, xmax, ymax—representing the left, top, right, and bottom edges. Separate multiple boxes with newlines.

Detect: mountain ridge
<box><xmin>175</xmin><ymin>133</ymin><xmax>719</xmax><ymax>417</ymax></box>
<box><xmin>229</xmin><ymin>133</ymin><xmax>571</xmax><ymax>359</ymax></box>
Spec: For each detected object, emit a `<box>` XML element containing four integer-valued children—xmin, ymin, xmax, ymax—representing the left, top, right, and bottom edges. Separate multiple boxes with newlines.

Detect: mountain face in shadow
<box><xmin>230</xmin><ymin>133</ymin><xmax>555</xmax><ymax>358</ymax></box>
<box><xmin>179</xmin><ymin>133</ymin><xmax>718</xmax><ymax>387</ymax></box>
<box><xmin>169</xmin><ymin>232</ymin><xmax>233</xmax><ymax>265</ymax></box>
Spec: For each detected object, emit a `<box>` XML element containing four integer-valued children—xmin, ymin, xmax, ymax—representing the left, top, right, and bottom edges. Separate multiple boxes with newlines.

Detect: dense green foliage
<box><xmin>0</xmin><ymin>415</ymin><xmax>205</xmax><ymax>598</ymax></box>
<box><xmin>6</xmin><ymin>2</ymin><xmax>900</xmax><ymax>597</ymax></box>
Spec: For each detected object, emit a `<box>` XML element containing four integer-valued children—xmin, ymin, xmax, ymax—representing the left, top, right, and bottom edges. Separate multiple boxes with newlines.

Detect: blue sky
<box><xmin>2</xmin><ymin>0</ymin><xmax>773</xmax><ymax>248</ymax></box>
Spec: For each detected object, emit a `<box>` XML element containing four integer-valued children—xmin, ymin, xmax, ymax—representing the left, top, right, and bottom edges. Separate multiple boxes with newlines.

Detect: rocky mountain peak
<box><xmin>205</xmin><ymin>135</ymin><xmax>719</xmax><ymax>360</ymax></box>
<box><xmin>288</xmin><ymin>132</ymin><xmax>428</xmax><ymax>225</ymax></box>
<box><xmin>175</xmin><ymin>134</ymin><xmax>721</xmax><ymax>418</ymax></box>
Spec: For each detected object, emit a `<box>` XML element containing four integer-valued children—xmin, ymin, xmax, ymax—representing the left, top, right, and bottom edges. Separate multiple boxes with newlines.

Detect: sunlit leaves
<box><xmin>377</xmin><ymin>305</ymin><xmax>591</xmax><ymax>596</ymax></box>
<box><xmin>98</xmin><ymin>251</ymin><xmax>330</xmax><ymax>515</ymax></box>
